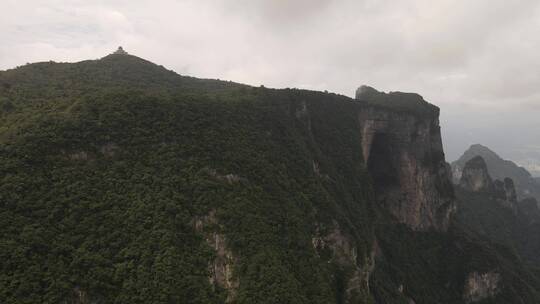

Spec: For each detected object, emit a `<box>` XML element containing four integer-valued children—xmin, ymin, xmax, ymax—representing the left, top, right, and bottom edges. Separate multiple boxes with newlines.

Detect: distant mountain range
<box><xmin>451</xmin><ymin>144</ymin><xmax>540</xmax><ymax>202</ymax></box>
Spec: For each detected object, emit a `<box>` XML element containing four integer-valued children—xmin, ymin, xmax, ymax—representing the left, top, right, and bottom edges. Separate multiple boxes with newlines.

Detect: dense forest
<box><xmin>1</xmin><ymin>53</ymin><xmax>540</xmax><ymax>303</ymax></box>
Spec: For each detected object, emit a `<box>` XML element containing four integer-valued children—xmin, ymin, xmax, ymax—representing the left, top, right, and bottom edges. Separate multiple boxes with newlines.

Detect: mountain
<box><xmin>451</xmin><ymin>144</ymin><xmax>540</xmax><ymax>201</ymax></box>
<box><xmin>2</xmin><ymin>50</ymin><xmax>540</xmax><ymax>303</ymax></box>
<box><xmin>455</xmin><ymin>156</ymin><xmax>540</xmax><ymax>267</ymax></box>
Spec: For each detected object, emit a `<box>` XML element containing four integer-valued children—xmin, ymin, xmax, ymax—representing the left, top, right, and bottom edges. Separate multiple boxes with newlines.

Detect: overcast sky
<box><xmin>2</xmin><ymin>0</ymin><xmax>540</xmax><ymax>174</ymax></box>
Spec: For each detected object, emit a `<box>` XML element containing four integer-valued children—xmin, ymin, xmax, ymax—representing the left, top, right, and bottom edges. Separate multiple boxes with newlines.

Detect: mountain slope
<box><xmin>1</xmin><ymin>52</ymin><xmax>540</xmax><ymax>304</ymax></box>
<box><xmin>455</xmin><ymin>155</ymin><xmax>540</xmax><ymax>267</ymax></box>
<box><xmin>451</xmin><ymin>144</ymin><xmax>540</xmax><ymax>201</ymax></box>
<box><xmin>0</xmin><ymin>53</ymin><xmax>382</xmax><ymax>304</ymax></box>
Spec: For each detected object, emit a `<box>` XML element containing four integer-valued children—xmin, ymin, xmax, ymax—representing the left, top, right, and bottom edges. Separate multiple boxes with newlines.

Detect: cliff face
<box><xmin>459</xmin><ymin>156</ymin><xmax>519</xmax><ymax>211</ymax></box>
<box><xmin>194</xmin><ymin>209</ymin><xmax>238</xmax><ymax>303</ymax></box>
<box><xmin>356</xmin><ymin>86</ymin><xmax>455</xmax><ymax>231</ymax></box>
<box><xmin>311</xmin><ymin>222</ymin><xmax>377</xmax><ymax>303</ymax></box>
<box><xmin>459</xmin><ymin>156</ymin><xmax>494</xmax><ymax>192</ymax></box>
<box><xmin>493</xmin><ymin>178</ymin><xmax>518</xmax><ymax>212</ymax></box>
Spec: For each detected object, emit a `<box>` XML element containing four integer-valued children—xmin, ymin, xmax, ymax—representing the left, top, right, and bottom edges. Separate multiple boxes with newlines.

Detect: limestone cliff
<box><xmin>459</xmin><ymin>156</ymin><xmax>494</xmax><ymax>192</ymax></box>
<box><xmin>194</xmin><ymin>210</ymin><xmax>238</xmax><ymax>302</ymax></box>
<box><xmin>460</xmin><ymin>156</ymin><xmax>519</xmax><ymax>211</ymax></box>
<box><xmin>356</xmin><ymin>86</ymin><xmax>455</xmax><ymax>231</ymax></box>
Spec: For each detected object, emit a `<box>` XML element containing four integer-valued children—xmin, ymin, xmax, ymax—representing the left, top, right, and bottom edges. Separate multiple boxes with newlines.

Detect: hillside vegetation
<box><xmin>1</xmin><ymin>53</ymin><xmax>540</xmax><ymax>304</ymax></box>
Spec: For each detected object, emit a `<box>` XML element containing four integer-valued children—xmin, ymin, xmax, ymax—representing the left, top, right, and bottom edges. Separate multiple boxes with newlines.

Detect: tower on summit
<box><xmin>113</xmin><ymin>46</ymin><xmax>128</xmax><ymax>55</ymax></box>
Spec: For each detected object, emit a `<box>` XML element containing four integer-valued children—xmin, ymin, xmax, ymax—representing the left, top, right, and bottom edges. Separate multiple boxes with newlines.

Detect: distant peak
<box><xmin>469</xmin><ymin>144</ymin><xmax>493</xmax><ymax>152</ymax></box>
<box><xmin>464</xmin><ymin>144</ymin><xmax>501</xmax><ymax>160</ymax></box>
<box><xmin>113</xmin><ymin>46</ymin><xmax>128</xmax><ymax>55</ymax></box>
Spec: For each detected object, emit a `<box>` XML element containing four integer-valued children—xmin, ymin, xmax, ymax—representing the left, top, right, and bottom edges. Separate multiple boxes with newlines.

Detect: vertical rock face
<box><xmin>459</xmin><ymin>156</ymin><xmax>493</xmax><ymax>192</ymax></box>
<box><xmin>494</xmin><ymin>177</ymin><xmax>518</xmax><ymax>211</ymax></box>
<box><xmin>356</xmin><ymin>86</ymin><xmax>455</xmax><ymax>231</ymax></box>
<box><xmin>312</xmin><ymin>222</ymin><xmax>378</xmax><ymax>303</ymax></box>
<box><xmin>503</xmin><ymin>177</ymin><xmax>518</xmax><ymax>203</ymax></box>
<box><xmin>194</xmin><ymin>210</ymin><xmax>238</xmax><ymax>302</ymax></box>
<box><xmin>463</xmin><ymin>271</ymin><xmax>500</xmax><ymax>303</ymax></box>
<box><xmin>461</xmin><ymin>156</ymin><xmax>519</xmax><ymax>210</ymax></box>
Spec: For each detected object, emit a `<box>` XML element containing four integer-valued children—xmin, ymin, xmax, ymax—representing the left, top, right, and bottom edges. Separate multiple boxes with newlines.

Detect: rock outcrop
<box><xmin>459</xmin><ymin>156</ymin><xmax>493</xmax><ymax>192</ymax></box>
<box><xmin>62</xmin><ymin>286</ymin><xmax>104</xmax><ymax>304</ymax></box>
<box><xmin>502</xmin><ymin>178</ymin><xmax>517</xmax><ymax>203</ymax></box>
<box><xmin>460</xmin><ymin>156</ymin><xmax>520</xmax><ymax>211</ymax></box>
<box><xmin>356</xmin><ymin>86</ymin><xmax>455</xmax><ymax>231</ymax></box>
<box><xmin>194</xmin><ymin>210</ymin><xmax>238</xmax><ymax>302</ymax></box>
<box><xmin>463</xmin><ymin>271</ymin><xmax>500</xmax><ymax>303</ymax></box>
<box><xmin>452</xmin><ymin>144</ymin><xmax>540</xmax><ymax>201</ymax></box>
<box><xmin>494</xmin><ymin>177</ymin><xmax>518</xmax><ymax>211</ymax></box>
<box><xmin>312</xmin><ymin>222</ymin><xmax>377</xmax><ymax>303</ymax></box>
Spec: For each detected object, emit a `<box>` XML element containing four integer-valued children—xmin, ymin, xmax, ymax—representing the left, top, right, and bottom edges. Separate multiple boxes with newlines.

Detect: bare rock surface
<box><xmin>356</xmin><ymin>86</ymin><xmax>455</xmax><ymax>231</ymax></box>
<box><xmin>463</xmin><ymin>271</ymin><xmax>500</xmax><ymax>303</ymax></box>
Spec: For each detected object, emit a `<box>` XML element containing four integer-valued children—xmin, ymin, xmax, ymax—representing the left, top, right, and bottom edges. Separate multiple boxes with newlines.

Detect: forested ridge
<box><xmin>1</xmin><ymin>53</ymin><xmax>540</xmax><ymax>304</ymax></box>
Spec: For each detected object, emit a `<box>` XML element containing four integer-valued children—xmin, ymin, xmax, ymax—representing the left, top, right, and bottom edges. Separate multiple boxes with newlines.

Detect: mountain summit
<box><xmin>113</xmin><ymin>46</ymin><xmax>129</xmax><ymax>55</ymax></box>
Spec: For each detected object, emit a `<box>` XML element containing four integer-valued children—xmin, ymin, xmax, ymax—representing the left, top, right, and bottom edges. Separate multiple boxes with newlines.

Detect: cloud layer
<box><xmin>2</xmin><ymin>0</ymin><xmax>540</xmax><ymax>169</ymax></box>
